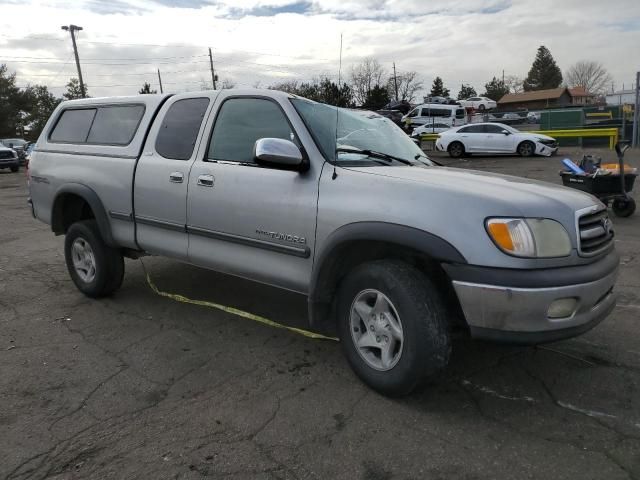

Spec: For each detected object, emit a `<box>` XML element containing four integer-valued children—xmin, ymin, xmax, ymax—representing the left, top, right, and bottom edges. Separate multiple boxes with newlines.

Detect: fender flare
<box><xmin>308</xmin><ymin>222</ymin><xmax>466</xmax><ymax>328</ymax></box>
<box><xmin>51</xmin><ymin>183</ymin><xmax>115</xmax><ymax>246</ymax></box>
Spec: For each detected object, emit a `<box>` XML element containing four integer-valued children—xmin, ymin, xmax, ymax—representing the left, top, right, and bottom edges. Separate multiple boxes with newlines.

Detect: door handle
<box><xmin>197</xmin><ymin>174</ymin><xmax>214</xmax><ymax>187</ymax></box>
<box><xmin>169</xmin><ymin>172</ymin><xmax>184</xmax><ymax>183</ymax></box>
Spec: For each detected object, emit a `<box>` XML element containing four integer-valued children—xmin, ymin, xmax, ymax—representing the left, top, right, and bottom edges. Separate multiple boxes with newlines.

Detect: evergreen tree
<box><xmin>483</xmin><ymin>77</ymin><xmax>509</xmax><ymax>101</ymax></box>
<box><xmin>63</xmin><ymin>78</ymin><xmax>87</xmax><ymax>100</ymax></box>
<box><xmin>363</xmin><ymin>85</ymin><xmax>390</xmax><ymax>110</ymax></box>
<box><xmin>457</xmin><ymin>84</ymin><xmax>477</xmax><ymax>100</ymax></box>
<box><xmin>0</xmin><ymin>64</ymin><xmax>23</xmax><ymax>136</ymax></box>
<box><xmin>429</xmin><ymin>76</ymin><xmax>450</xmax><ymax>97</ymax></box>
<box><xmin>523</xmin><ymin>46</ymin><xmax>563</xmax><ymax>91</ymax></box>
<box><xmin>138</xmin><ymin>82</ymin><xmax>157</xmax><ymax>94</ymax></box>
<box><xmin>22</xmin><ymin>85</ymin><xmax>61</xmax><ymax>138</ymax></box>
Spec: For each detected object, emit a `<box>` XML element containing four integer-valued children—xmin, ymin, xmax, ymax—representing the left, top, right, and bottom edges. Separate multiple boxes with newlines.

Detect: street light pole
<box><xmin>61</xmin><ymin>24</ymin><xmax>86</xmax><ymax>98</ymax></box>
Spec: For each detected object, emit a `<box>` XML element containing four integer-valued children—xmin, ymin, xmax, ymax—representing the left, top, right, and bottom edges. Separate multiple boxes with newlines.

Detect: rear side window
<box><xmin>208</xmin><ymin>98</ymin><xmax>293</xmax><ymax>163</ymax></box>
<box><xmin>50</xmin><ymin>104</ymin><xmax>145</xmax><ymax>145</ymax></box>
<box><xmin>458</xmin><ymin>125</ymin><xmax>485</xmax><ymax>133</ymax></box>
<box><xmin>156</xmin><ymin>98</ymin><xmax>210</xmax><ymax>160</ymax></box>
<box><xmin>87</xmin><ymin>105</ymin><xmax>145</xmax><ymax>145</ymax></box>
<box><xmin>50</xmin><ymin>108</ymin><xmax>96</xmax><ymax>143</ymax></box>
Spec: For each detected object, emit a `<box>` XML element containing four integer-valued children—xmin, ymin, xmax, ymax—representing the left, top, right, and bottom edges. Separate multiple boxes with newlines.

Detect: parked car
<box><xmin>458</xmin><ymin>96</ymin><xmax>497</xmax><ymax>111</ymax></box>
<box><xmin>29</xmin><ymin>90</ymin><xmax>617</xmax><ymax>396</ymax></box>
<box><xmin>0</xmin><ymin>143</ymin><xmax>19</xmax><ymax>172</ymax></box>
<box><xmin>376</xmin><ymin>109</ymin><xmax>404</xmax><ymax>128</ymax></box>
<box><xmin>401</xmin><ymin>103</ymin><xmax>466</xmax><ymax>128</ymax></box>
<box><xmin>0</xmin><ymin>138</ymin><xmax>27</xmax><ymax>164</ymax></box>
<box><xmin>435</xmin><ymin>122</ymin><xmax>558</xmax><ymax>158</ymax></box>
<box><xmin>527</xmin><ymin>111</ymin><xmax>541</xmax><ymax>123</ymax></box>
<box><xmin>410</xmin><ymin>122</ymin><xmax>453</xmax><ymax>138</ymax></box>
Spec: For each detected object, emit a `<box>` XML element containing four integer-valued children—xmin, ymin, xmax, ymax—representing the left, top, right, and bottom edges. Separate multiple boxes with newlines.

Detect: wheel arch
<box><xmin>51</xmin><ymin>183</ymin><xmax>115</xmax><ymax>246</ymax></box>
<box><xmin>308</xmin><ymin>222</ymin><xmax>467</xmax><ymax>334</ymax></box>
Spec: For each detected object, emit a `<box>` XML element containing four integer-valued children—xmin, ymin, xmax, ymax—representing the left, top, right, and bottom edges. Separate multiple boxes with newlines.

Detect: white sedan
<box><xmin>457</xmin><ymin>96</ymin><xmax>497</xmax><ymax>111</ymax></box>
<box><xmin>410</xmin><ymin>122</ymin><xmax>453</xmax><ymax>138</ymax></box>
<box><xmin>435</xmin><ymin>123</ymin><xmax>558</xmax><ymax>158</ymax></box>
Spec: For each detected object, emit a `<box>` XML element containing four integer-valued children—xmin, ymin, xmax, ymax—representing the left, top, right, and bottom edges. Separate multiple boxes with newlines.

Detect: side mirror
<box><xmin>501</xmin><ymin>130</ymin><xmax>510</xmax><ymax>135</ymax></box>
<box><xmin>254</xmin><ymin>138</ymin><xmax>306</xmax><ymax>171</ymax></box>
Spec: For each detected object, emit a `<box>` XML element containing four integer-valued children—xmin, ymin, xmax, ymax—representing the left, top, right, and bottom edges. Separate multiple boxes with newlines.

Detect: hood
<box><xmin>524</xmin><ymin>132</ymin><xmax>555</xmax><ymax>142</ymax></box>
<box><xmin>346</xmin><ymin>165</ymin><xmax>599</xmax><ymax>214</ymax></box>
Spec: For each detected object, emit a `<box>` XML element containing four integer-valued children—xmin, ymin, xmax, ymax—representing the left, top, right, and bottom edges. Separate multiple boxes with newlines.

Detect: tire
<box><xmin>448</xmin><ymin>141</ymin><xmax>465</xmax><ymax>158</ymax></box>
<box><xmin>517</xmin><ymin>140</ymin><xmax>535</xmax><ymax>157</ymax></box>
<box><xmin>478</xmin><ymin>104</ymin><xmax>486</xmax><ymax>111</ymax></box>
<box><xmin>337</xmin><ymin>260</ymin><xmax>451</xmax><ymax>396</ymax></box>
<box><xmin>10</xmin><ymin>165</ymin><xmax>18</xmax><ymax>172</ymax></box>
<box><xmin>64</xmin><ymin>220</ymin><xmax>124</xmax><ymax>298</ymax></box>
<box><xmin>612</xmin><ymin>197</ymin><xmax>636</xmax><ymax>217</ymax></box>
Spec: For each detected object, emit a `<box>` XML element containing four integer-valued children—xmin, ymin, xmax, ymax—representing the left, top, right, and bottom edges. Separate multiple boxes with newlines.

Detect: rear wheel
<box><xmin>517</xmin><ymin>140</ymin><xmax>535</xmax><ymax>157</ymax></box>
<box><xmin>64</xmin><ymin>220</ymin><xmax>124</xmax><ymax>297</ymax></box>
<box><xmin>448</xmin><ymin>141</ymin><xmax>465</xmax><ymax>158</ymax></box>
<box><xmin>612</xmin><ymin>197</ymin><xmax>636</xmax><ymax>217</ymax></box>
<box><xmin>478</xmin><ymin>104</ymin><xmax>486</xmax><ymax>111</ymax></box>
<box><xmin>337</xmin><ymin>260</ymin><xmax>450</xmax><ymax>396</ymax></box>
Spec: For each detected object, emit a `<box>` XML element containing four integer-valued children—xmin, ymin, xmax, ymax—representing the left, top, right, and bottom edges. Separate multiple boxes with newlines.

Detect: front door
<box><xmin>186</xmin><ymin>94</ymin><xmax>320</xmax><ymax>293</ymax></box>
<box><xmin>134</xmin><ymin>94</ymin><xmax>214</xmax><ymax>259</ymax></box>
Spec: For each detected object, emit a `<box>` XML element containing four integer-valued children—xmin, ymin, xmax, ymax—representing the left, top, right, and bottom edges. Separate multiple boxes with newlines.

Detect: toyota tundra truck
<box><xmin>27</xmin><ymin>90</ymin><xmax>619</xmax><ymax>395</ymax></box>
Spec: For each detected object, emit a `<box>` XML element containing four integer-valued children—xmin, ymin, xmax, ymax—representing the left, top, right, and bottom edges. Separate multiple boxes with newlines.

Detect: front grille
<box><xmin>578</xmin><ymin>208</ymin><xmax>614</xmax><ymax>256</ymax></box>
<box><xmin>0</xmin><ymin>151</ymin><xmax>13</xmax><ymax>159</ymax></box>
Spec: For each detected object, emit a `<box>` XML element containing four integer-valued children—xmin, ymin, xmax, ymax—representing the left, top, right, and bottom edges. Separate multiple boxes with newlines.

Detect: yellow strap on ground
<box><xmin>141</xmin><ymin>261</ymin><xmax>339</xmax><ymax>342</ymax></box>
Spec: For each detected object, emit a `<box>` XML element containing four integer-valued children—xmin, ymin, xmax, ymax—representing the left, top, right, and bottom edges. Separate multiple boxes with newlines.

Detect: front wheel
<box><xmin>10</xmin><ymin>165</ymin><xmax>18</xmax><ymax>172</ymax></box>
<box><xmin>337</xmin><ymin>260</ymin><xmax>451</xmax><ymax>396</ymax></box>
<box><xmin>64</xmin><ymin>220</ymin><xmax>125</xmax><ymax>297</ymax></box>
<box><xmin>612</xmin><ymin>197</ymin><xmax>636</xmax><ymax>217</ymax></box>
<box><xmin>448</xmin><ymin>141</ymin><xmax>465</xmax><ymax>158</ymax></box>
<box><xmin>517</xmin><ymin>140</ymin><xmax>535</xmax><ymax>157</ymax></box>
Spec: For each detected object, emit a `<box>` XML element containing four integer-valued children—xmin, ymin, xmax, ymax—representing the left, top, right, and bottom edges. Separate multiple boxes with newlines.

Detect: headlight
<box><xmin>486</xmin><ymin>218</ymin><xmax>571</xmax><ymax>258</ymax></box>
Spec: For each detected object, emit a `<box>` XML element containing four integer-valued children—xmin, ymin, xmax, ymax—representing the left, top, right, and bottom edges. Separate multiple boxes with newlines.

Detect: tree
<box><xmin>269</xmin><ymin>77</ymin><xmax>353</xmax><ymax>107</ymax></box>
<box><xmin>22</xmin><ymin>85</ymin><xmax>61</xmax><ymax>139</ymax></box>
<box><xmin>504</xmin><ymin>75</ymin><xmax>523</xmax><ymax>94</ymax></box>
<box><xmin>483</xmin><ymin>77</ymin><xmax>509</xmax><ymax>101</ymax></box>
<box><xmin>429</xmin><ymin>76</ymin><xmax>450</xmax><ymax>97</ymax></box>
<box><xmin>0</xmin><ymin>64</ymin><xmax>23</xmax><ymax>136</ymax></box>
<box><xmin>63</xmin><ymin>78</ymin><xmax>87</xmax><ymax>100</ymax></box>
<box><xmin>221</xmin><ymin>79</ymin><xmax>236</xmax><ymax>89</ymax></box>
<box><xmin>138</xmin><ymin>82</ymin><xmax>157</xmax><ymax>94</ymax></box>
<box><xmin>388</xmin><ymin>71</ymin><xmax>423</xmax><ymax>103</ymax></box>
<box><xmin>350</xmin><ymin>58</ymin><xmax>386</xmax><ymax>106</ymax></box>
<box><xmin>363</xmin><ymin>85</ymin><xmax>390</xmax><ymax>110</ymax></box>
<box><xmin>565</xmin><ymin>61</ymin><xmax>612</xmax><ymax>94</ymax></box>
<box><xmin>523</xmin><ymin>46</ymin><xmax>562</xmax><ymax>91</ymax></box>
<box><xmin>457</xmin><ymin>84</ymin><xmax>476</xmax><ymax>100</ymax></box>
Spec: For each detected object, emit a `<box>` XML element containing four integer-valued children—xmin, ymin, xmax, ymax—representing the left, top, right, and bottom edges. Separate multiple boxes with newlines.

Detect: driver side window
<box><xmin>208</xmin><ymin>98</ymin><xmax>294</xmax><ymax>164</ymax></box>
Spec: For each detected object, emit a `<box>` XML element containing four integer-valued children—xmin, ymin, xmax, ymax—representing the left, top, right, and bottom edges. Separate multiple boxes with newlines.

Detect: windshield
<box><xmin>290</xmin><ymin>98</ymin><xmax>432</xmax><ymax>167</ymax></box>
<box><xmin>2</xmin><ymin>139</ymin><xmax>26</xmax><ymax>147</ymax></box>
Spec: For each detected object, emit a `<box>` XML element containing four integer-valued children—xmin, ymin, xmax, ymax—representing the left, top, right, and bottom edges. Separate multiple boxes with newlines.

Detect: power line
<box><xmin>0</xmin><ymin>54</ymin><xmax>209</xmax><ymax>61</ymax></box>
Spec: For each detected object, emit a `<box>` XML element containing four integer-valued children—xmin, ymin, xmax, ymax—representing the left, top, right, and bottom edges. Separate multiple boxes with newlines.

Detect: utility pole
<box><xmin>502</xmin><ymin>69</ymin><xmax>505</xmax><ymax>84</ymax></box>
<box><xmin>633</xmin><ymin>71</ymin><xmax>640</xmax><ymax>148</ymax></box>
<box><xmin>392</xmin><ymin>62</ymin><xmax>399</xmax><ymax>101</ymax></box>
<box><xmin>209</xmin><ymin>47</ymin><xmax>217</xmax><ymax>90</ymax></box>
<box><xmin>61</xmin><ymin>24</ymin><xmax>86</xmax><ymax>98</ymax></box>
<box><xmin>157</xmin><ymin>69</ymin><xmax>164</xmax><ymax>94</ymax></box>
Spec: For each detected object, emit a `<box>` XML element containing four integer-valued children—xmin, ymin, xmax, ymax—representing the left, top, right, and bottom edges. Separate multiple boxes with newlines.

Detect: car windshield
<box><xmin>290</xmin><ymin>98</ymin><xmax>432</xmax><ymax>167</ymax></box>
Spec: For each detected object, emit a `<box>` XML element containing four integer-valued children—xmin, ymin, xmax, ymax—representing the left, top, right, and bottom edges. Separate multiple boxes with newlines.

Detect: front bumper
<box><xmin>445</xmin><ymin>251</ymin><xmax>619</xmax><ymax>344</ymax></box>
<box><xmin>535</xmin><ymin>142</ymin><xmax>558</xmax><ymax>157</ymax></box>
<box><xmin>0</xmin><ymin>159</ymin><xmax>19</xmax><ymax>168</ymax></box>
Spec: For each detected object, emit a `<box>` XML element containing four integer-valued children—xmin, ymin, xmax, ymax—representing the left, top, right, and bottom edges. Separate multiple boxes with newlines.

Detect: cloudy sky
<box><xmin>1</xmin><ymin>0</ymin><xmax>639</xmax><ymax>99</ymax></box>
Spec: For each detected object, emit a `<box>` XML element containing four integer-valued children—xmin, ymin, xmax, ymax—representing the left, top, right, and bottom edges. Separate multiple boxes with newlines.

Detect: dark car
<box><xmin>0</xmin><ymin>144</ymin><xmax>19</xmax><ymax>172</ymax></box>
<box><xmin>1</xmin><ymin>138</ymin><xmax>28</xmax><ymax>164</ymax></box>
<box><xmin>376</xmin><ymin>109</ymin><xmax>404</xmax><ymax>127</ymax></box>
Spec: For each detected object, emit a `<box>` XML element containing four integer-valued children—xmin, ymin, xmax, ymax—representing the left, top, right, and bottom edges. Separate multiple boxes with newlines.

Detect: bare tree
<box><xmin>268</xmin><ymin>80</ymin><xmax>300</xmax><ymax>94</ymax></box>
<box><xmin>565</xmin><ymin>61</ymin><xmax>612</xmax><ymax>94</ymax></box>
<box><xmin>388</xmin><ymin>71</ymin><xmax>423</xmax><ymax>103</ymax></box>
<box><xmin>504</xmin><ymin>75</ymin><xmax>523</xmax><ymax>94</ymax></box>
<box><xmin>221</xmin><ymin>79</ymin><xmax>236</xmax><ymax>89</ymax></box>
<box><xmin>350</xmin><ymin>58</ymin><xmax>386</xmax><ymax>106</ymax></box>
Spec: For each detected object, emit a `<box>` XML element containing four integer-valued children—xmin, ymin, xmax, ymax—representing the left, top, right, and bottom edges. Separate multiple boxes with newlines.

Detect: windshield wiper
<box><xmin>336</xmin><ymin>147</ymin><xmax>413</xmax><ymax>166</ymax></box>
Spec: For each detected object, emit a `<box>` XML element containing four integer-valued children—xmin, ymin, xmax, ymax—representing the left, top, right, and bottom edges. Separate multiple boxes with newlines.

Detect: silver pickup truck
<box><xmin>28</xmin><ymin>89</ymin><xmax>619</xmax><ymax>395</ymax></box>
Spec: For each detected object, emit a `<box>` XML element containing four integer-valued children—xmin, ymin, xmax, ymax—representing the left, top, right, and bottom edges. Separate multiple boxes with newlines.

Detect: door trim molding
<box><xmin>135</xmin><ymin>215</ymin><xmax>186</xmax><ymax>232</ymax></box>
<box><xmin>187</xmin><ymin>225</ymin><xmax>310</xmax><ymax>258</ymax></box>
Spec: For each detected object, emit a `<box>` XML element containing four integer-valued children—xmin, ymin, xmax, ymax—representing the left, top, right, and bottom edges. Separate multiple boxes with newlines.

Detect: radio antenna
<box><xmin>332</xmin><ymin>33</ymin><xmax>343</xmax><ymax>180</ymax></box>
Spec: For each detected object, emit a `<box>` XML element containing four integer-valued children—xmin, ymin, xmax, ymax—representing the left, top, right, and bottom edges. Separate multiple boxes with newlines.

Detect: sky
<box><xmin>1</xmin><ymin>0</ymin><xmax>639</xmax><ymax>100</ymax></box>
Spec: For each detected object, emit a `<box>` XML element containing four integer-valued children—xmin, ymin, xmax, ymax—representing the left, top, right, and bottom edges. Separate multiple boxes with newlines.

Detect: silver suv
<box><xmin>28</xmin><ymin>90</ymin><xmax>619</xmax><ymax>395</ymax></box>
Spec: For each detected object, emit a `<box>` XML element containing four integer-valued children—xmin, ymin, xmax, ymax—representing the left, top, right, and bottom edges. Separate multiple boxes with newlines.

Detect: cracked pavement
<box><xmin>1</xmin><ymin>148</ymin><xmax>639</xmax><ymax>479</ymax></box>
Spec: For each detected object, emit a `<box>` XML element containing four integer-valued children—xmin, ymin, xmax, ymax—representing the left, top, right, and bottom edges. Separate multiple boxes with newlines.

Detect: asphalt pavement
<box><xmin>1</xmin><ymin>148</ymin><xmax>639</xmax><ymax>479</ymax></box>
